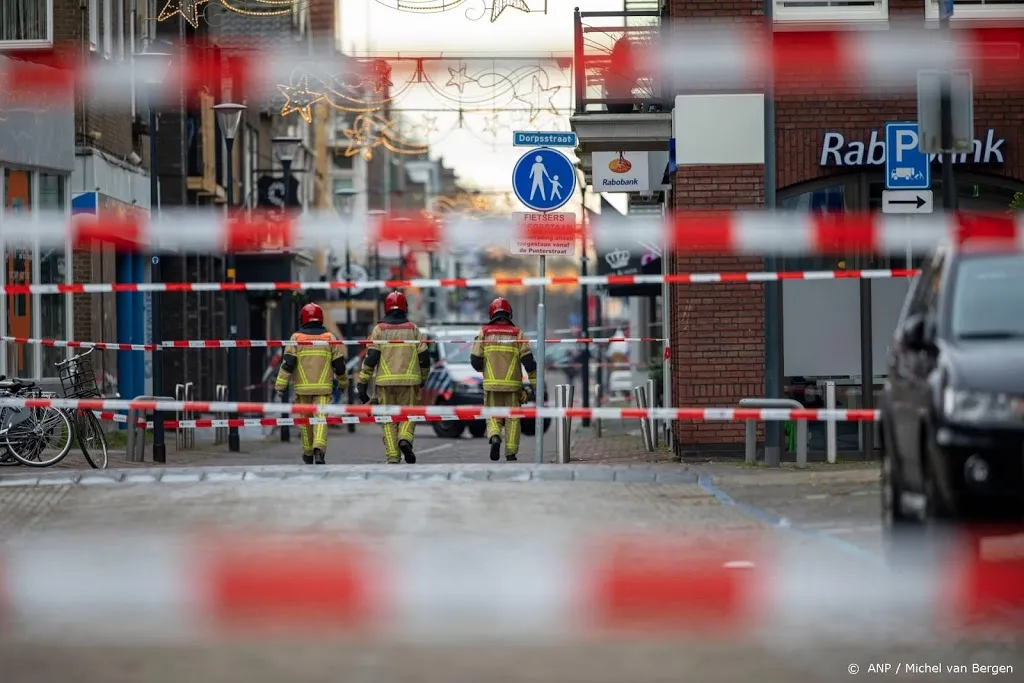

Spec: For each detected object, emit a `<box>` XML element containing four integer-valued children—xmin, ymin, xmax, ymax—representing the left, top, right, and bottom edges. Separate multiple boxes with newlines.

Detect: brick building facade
<box><xmin>666</xmin><ymin>0</ymin><xmax>1024</xmax><ymax>453</ymax></box>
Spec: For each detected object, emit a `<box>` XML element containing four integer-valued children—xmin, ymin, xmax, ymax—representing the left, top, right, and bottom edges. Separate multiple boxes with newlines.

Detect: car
<box><xmin>880</xmin><ymin>242</ymin><xmax>1024</xmax><ymax>544</ymax></box>
<box><xmin>422</xmin><ymin>327</ymin><xmax>551</xmax><ymax>439</ymax></box>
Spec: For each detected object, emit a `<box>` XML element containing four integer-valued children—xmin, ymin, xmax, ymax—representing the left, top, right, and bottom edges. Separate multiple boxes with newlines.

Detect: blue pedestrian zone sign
<box><xmin>884</xmin><ymin>122</ymin><xmax>931</xmax><ymax>191</ymax></box>
<box><xmin>512</xmin><ymin>147</ymin><xmax>576</xmax><ymax>212</ymax></box>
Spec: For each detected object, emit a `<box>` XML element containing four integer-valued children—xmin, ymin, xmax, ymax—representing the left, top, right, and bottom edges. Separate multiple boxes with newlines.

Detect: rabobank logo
<box><xmin>598</xmin><ymin>178</ymin><xmax>640</xmax><ymax>187</ymax></box>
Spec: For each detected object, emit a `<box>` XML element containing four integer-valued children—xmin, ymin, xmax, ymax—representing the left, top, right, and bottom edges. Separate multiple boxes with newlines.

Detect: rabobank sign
<box><xmin>820</xmin><ymin>129</ymin><xmax>1005</xmax><ymax>166</ymax></box>
<box><xmin>597</xmin><ymin>177</ymin><xmax>641</xmax><ymax>188</ymax></box>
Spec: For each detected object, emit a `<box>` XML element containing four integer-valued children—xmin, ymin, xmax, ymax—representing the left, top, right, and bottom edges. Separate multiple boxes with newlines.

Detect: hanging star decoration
<box><xmin>343</xmin><ymin>113</ymin><xmax>430</xmax><ymax>161</ymax></box>
<box><xmin>369</xmin><ymin>59</ymin><xmax>393</xmax><ymax>93</ymax></box>
<box><xmin>157</xmin><ymin>0</ymin><xmax>208</xmax><ymax>28</ymax></box>
<box><xmin>513</xmin><ymin>75</ymin><xmax>562</xmax><ymax>123</ymax></box>
<box><xmin>490</xmin><ymin>0</ymin><xmax>529</xmax><ymax>22</ymax></box>
<box><xmin>446</xmin><ymin>63</ymin><xmax>476</xmax><ymax>94</ymax></box>
<box><xmin>278</xmin><ymin>76</ymin><xmax>325</xmax><ymax>123</ymax></box>
<box><xmin>481</xmin><ymin>114</ymin><xmax>500</xmax><ymax>136</ymax></box>
<box><xmin>420</xmin><ymin>115</ymin><xmax>439</xmax><ymax>136</ymax></box>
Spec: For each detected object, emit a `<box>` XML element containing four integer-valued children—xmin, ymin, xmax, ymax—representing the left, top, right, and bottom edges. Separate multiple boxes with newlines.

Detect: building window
<box><xmin>38</xmin><ymin>174</ymin><xmax>66</xmax><ymax>376</ymax></box>
<box><xmin>102</xmin><ymin>0</ymin><xmax>112</xmax><ymax>57</ymax></box>
<box><xmin>4</xmin><ymin>169</ymin><xmax>35</xmax><ymax>377</ymax></box>
<box><xmin>925</xmin><ymin>0</ymin><xmax>1024</xmax><ymax>19</ymax></box>
<box><xmin>774</xmin><ymin>0</ymin><xmax>888</xmax><ymax>23</ymax></box>
<box><xmin>0</xmin><ymin>0</ymin><xmax>53</xmax><ymax>47</ymax></box>
<box><xmin>89</xmin><ymin>0</ymin><xmax>99</xmax><ymax>51</ymax></box>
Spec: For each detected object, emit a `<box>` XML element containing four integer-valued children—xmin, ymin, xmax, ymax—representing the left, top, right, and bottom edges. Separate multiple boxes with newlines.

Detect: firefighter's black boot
<box><xmin>506</xmin><ymin>453</ymin><xmax>517</xmax><ymax>462</ymax></box>
<box><xmin>313</xmin><ymin>448</ymin><xmax>326</xmax><ymax>465</ymax></box>
<box><xmin>399</xmin><ymin>440</ymin><xmax>416</xmax><ymax>464</ymax></box>
<box><xmin>489</xmin><ymin>436</ymin><xmax>501</xmax><ymax>461</ymax></box>
<box><xmin>302</xmin><ymin>454</ymin><xmax>314</xmax><ymax>465</ymax></box>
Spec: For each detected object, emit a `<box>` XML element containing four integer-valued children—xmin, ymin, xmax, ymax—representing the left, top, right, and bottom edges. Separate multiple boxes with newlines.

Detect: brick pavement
<box><xmin>40</xmin><ymin>419</ymin><xmax>668</xmax><ymax>471</ymax></box>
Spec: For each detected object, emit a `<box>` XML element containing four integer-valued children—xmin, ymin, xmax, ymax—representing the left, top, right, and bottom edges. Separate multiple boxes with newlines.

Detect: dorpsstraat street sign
<box><xmin>882</xmin><ymin>190</ymin><xmax>934</xmax><ymax>214</ymax></box>
<box><xmin>513</xmin><ymin>131</ymin><xmax>577</xmax><ymax>148</ymax></box>
<box><xmin>510</xmin><ymin>212</ymin><xmax>576</xmax><ymax>256</ymax></box>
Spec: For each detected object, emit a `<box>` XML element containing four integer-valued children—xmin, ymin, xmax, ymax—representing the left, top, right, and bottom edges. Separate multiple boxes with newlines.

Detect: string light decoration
<box><xmin>372</xmin><ymin>0</ymin><xmax>542</xmax><ymax>22</ymax></box>
<box><xmin>158</xmin><ymin>0</ymin><xmax>311</xmax><ymax>28</ymax></box>
<box><xmin>342</xmin><ymin>112</ymin><xmax>430</xmax><ymax>161</ymax></box>
<box><xmin>278</xmin><ymin>75</ymin><xmax>325</xmax><ymax>123</ymax></box>
<box><xmin>425</xmin><ymin>191</ymin><xmax>516</xmax><ymax>219</ymax></box>
<box><xmin>158</xmin><ymin>0</ymin><xmax>208</xmax><ymax>28</ymax></box>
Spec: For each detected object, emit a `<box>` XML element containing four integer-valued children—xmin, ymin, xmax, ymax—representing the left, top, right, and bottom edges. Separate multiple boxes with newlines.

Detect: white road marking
<box><xmin>417</xmin><ymin>444</ymin><xmax>454</xmax><ymax>455</ymax></box>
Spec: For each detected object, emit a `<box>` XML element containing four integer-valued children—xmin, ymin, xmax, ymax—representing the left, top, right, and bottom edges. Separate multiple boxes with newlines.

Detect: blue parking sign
<box><xmin>885</xmin><ymin>122</ymin><xmax>931</xmax><ymax>191</ymax></box>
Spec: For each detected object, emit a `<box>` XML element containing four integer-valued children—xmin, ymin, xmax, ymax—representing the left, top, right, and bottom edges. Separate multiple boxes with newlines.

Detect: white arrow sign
<box><xmin>882</xmin><ymin>190</ymin><xmax>933</xmax><ymax>214</ymax></box>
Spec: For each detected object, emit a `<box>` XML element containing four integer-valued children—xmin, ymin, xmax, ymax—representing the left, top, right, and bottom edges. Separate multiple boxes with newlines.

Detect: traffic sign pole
<box><xmin>939</xmin><ymin>13</ymin><xmax>958</xmax><ymax>212</ymax></box>
<box><xmin>534</xmin><ymin>255</ymin><xmax>546</xmax><ymax>465</ymax></box>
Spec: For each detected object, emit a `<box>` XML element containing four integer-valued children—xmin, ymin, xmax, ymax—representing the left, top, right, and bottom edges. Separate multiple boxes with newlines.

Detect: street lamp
<box><xmin>335</xmin><ymin>188</ymin><xmax>359</xmax><ymax>431</ymax></box>
<box><xmin>270</xmin><ymin>136</ymin><xmax>302</xmax><ymax>443</ymax></box>
<box><xmin>214</xmin><ymin>102</ymin><xmax>247</xmax><ymax>453</ymax></box>
<box><xmin>133</xmin><ymin>48</ymin><xmax>173</xmax><ymax>463</ymax></box>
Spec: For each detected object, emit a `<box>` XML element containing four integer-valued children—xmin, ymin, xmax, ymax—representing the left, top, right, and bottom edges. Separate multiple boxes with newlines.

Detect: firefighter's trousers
<box><xmin>378</xmin><ymin>385</ymin><xmax>419</xmax><ymax>462</ymax></box>
<box><xmin>485</xmin><ymin>390</ymin><xmax>521</xmax><ymax>456</ymax></box>
<box><xmin>295</xmin><ymin>393</ymin><xmax>331</xmax><ymax>455</ymax></box>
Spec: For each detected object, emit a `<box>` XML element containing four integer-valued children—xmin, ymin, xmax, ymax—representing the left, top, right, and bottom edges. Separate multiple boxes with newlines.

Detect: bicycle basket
<box><xmin>59</xmin><ymin>358</ymin><xmax>101</xmax><ymax>399</ymax></box>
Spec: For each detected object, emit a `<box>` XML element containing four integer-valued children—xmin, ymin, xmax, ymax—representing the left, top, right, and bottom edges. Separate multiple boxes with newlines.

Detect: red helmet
<box><xmin>385</xmin><ymin>291</ymin><xmax>408</xmax><ymax>314</ymax></box>
<box><xmin>300</xmin><ymin>303</ymin><xmax>324</xmax><ymax>326</ymax></box>
<box><xmin>488</xmin><ymin>297</ymin><xmax>512</xmax><ymax>319</ymax></box>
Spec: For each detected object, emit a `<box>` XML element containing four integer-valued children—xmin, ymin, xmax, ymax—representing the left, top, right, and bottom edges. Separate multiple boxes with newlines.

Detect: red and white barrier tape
<box><xmin>0</xmin><ymin>532</ymin><xmax>1019</xmax><ymax>642</ymax></box>
<box><xmin>0</xmin><ymin>397</ymin><xmax>880</xmax><ymax>422</ymax></box>
<box><xmin>3</xmin><ymin>210</ymin><xmax>1023</xmax><ymax>254</ymax></box>
<box><xmin>1</xmin><ymin>336</ymin><xmax>158</xmax><ymax>351</ymax></box>
<box><xmin>6</xmin><ymin>24</ymin><xmax>1024</xmax><ymax>104</ymax></box>
<box><xmin>1</xmin><ymin>336</ymin><xmax>663</xmax><ymax>351</ymax></box>
<box><xmin>0</xmin><ymin>268</ymin><xmax>918</xmax><ymax>295</ymax></box>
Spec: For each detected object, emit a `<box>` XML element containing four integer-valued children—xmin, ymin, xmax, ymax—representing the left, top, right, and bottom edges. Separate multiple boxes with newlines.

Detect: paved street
<box><xmin>2</xmin><ymin>440</ymin><xmax>1021</xmax><ymax>682</ymax></box>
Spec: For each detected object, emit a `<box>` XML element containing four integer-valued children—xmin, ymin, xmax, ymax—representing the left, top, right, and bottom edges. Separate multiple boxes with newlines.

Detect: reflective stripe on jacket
<box><xmin>361</xmin><ymin>322</ymin><xmax>427</xmax><ymax>387</ymax></box>
<box><xmin>275</xmin><ymin>331</ymin><xmax>347</xmax><ymax>395</ymax></box>
<box><xmin>471</xmin><ymin>323</ymin><xmax>530</xmax><ymax>392</ymax></box>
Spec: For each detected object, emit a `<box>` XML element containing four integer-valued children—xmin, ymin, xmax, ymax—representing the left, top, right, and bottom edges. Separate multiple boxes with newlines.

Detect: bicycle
<box><xmin>0</xmin><ymin>378</ymin><xmax>74</xmax><ymax>467</ymax></box>
<box><xmin>55</xmin><ymin>348</ymin><xmax>108</xmax><ymax>469</ymax></box>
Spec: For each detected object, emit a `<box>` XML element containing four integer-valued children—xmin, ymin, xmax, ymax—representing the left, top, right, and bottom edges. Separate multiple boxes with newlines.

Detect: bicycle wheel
<box><xmin>4</xmin><ymin>406</ymin><xmax>74</xmax><ymax>467</ymax></box>
<box><xmin>77</xmin><ymin>410</ymin><xmax>109</xmax><ymax>469</ymax></box>
<box><xmin>0</xmin><ymin>408</ymin><xmax>18</xmax><ymax>466</ymax></box>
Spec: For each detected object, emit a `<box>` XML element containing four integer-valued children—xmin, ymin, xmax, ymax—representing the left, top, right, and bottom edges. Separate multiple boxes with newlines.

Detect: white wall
<box><xmin>72</xmin><ymin>150</ymin><xmax>150</xmax><ymax>209</ymax></box>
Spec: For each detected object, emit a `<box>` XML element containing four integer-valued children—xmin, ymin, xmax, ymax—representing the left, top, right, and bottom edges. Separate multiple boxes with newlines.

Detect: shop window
<box><xmin>925</xmin><ymin>0</ymin><xmax>1024</xmax><ymax>20</ymax></box>
<box><xmin>39</xmin><ymin>173</ymin><xmax>67</xmax><ymax>376</ymax></box>
<box><xmin>4</xmin><ymin>169</ymin><xmax>34</xmax><ymax>377</ymax></box>
<box><xmin>774</xmin><ymin>0</ymin><xmax>888</xmax><ymax>24</ymax></box>
<box><xmin>0</xmin><ymin>0</ymin><xmax>53</xmax><ymax>48</ymax></box>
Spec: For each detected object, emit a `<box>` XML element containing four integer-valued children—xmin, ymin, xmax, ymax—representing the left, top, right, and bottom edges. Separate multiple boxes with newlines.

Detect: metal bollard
<box><xmin>745</xmin><ymin>420</ymin><xmax>757</xmax><ymax>464</ymax></box>
<box><xmin>633</xmin><ymin>386</ymin><xmax>654</xmax><ymax>453</ymax></box>
<box><xmin>594</xmin><ymin>382</ymin><xmax>602</xmax><ymax>438</ymax></box>
<box><xmin>555</xmin><ymin>384</ymin><xmax>570</xmax><ymax>464</ymax></box>
<box><xmin>127</xmin><ymin>396</ymin><xmax>173</xmax><ymax>463</ymax></box>
<box><xmin>174</xmin><ymin>384</ymin><xmax>184</xmax><ymax>450</ymax></box>
<box><xmin>214</xmin><ymin>385</ymin><xmax>227</xmax><ymax>445</ymax></box>
<box><xmin>566</xmin><ymin>383</ymin><xmax>575</xmax><ymax>440</ymax></box>
<box><xmin>825</xmin><ymin>380</ymin><xmax>837</xmax><ymax>464</ymax></box>
<box><xmin>184</xmin><ymin>382</ymin><xmax>195</xmax><ymax>449</ymax></box>
<box><xmin>646</xmin><ymin>378</ymin><xmax>657</xmax><ymax>448</ymax></box>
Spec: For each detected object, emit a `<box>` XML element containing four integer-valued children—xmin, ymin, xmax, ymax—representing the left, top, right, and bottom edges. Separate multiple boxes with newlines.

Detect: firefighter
<box><xmin>356</xmin><ymin>291</ymin><xmax>430</xmax><ymax>464</ymax></box>
<box><xmin>471</xmin><ymin>297</ymin><xmax>537</xmax><ymax>462</ymax></box>
<box><xmin>274</xmin><ymin>302</ymin><xmax>348</xmax><ymax>465</ymax></box>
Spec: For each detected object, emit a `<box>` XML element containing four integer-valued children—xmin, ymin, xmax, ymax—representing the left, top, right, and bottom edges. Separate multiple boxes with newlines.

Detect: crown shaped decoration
<box><xmin>604</xmin><ymin>249</ymin><xmax>631</xmax><ymax>270</ymax></box>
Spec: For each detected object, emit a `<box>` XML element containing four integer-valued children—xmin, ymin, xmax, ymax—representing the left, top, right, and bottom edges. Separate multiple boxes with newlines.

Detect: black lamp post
<box><xmin>213</xmin><ymin>102</ymin><xmax>247</xmax><ymax>453</ymax></box>
<box><xmin>335</xmin><ymin>188</ymin><xmax>359</xmax><ymax>431</ymax></box>
<box><xmin>134</xmin><ymin>49</ymin><xmax>172</xmax><ymax>462</ymax></box>
<box><xmin>271</xmin><ymin>136</ymin><xmax>303</xmax><ymax>442</ymax></box>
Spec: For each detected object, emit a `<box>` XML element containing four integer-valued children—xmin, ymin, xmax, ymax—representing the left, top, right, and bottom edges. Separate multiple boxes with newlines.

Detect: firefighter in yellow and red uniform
<box><xmin>356</xmin><ymin>291</ymin><xmax>430</xmax><ymax>464</ymax></box>
<box><xmin>471</xmin><ymin>297</ymin><xmax>537</xmax><ymax>462</ymax></box>
<box><xmin>274</xmin><ymin>303</ymin><xmax>348</xmax><ymax>465</ymax></box>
